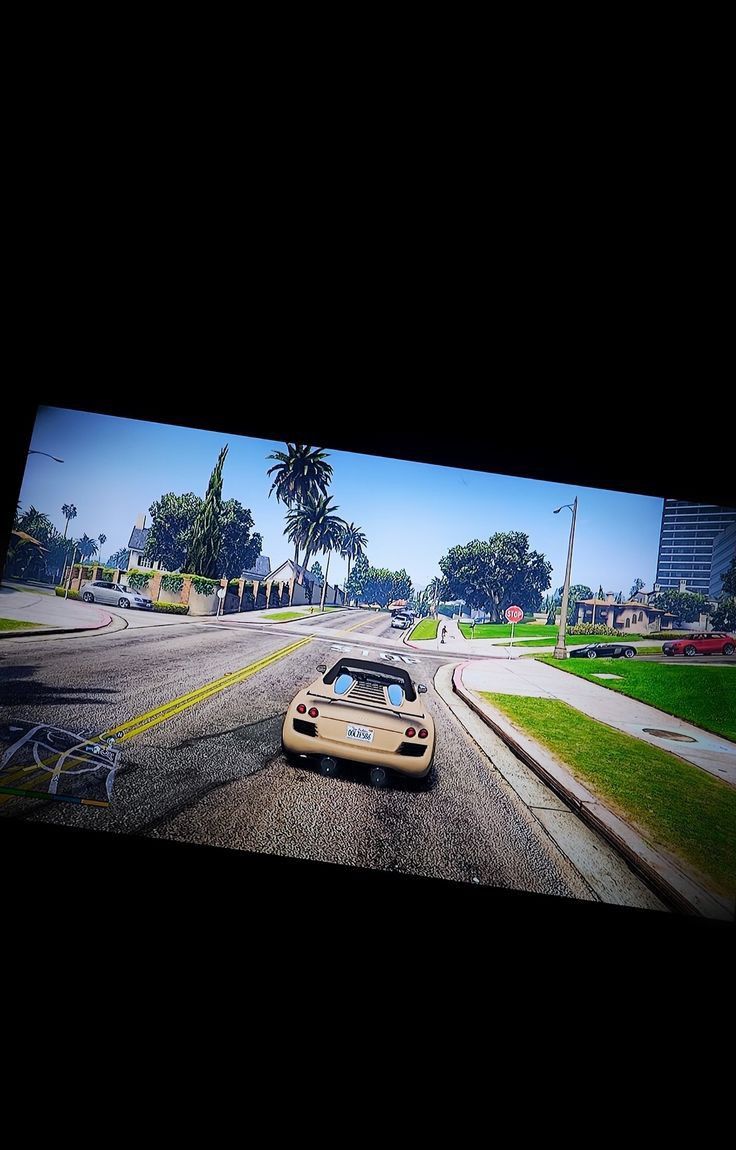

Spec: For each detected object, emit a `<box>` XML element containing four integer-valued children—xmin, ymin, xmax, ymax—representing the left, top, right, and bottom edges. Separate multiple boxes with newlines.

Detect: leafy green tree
<box><xmin>185</xmin><ymin>446</ymin><xmax>228</xmax><ymax>577</ymax></box>
<box><xmin>363</xmin><ymin>567</ymin><xmax>394</xmax><ymax>608</ymax></box>
<box><xmin>564</xmin><ymin>584</ymin><xmax>593</xmax><ymax>624</ymax></box>
<box><xmin>144</xmin><ymin>492</ymin><xmax>203</xmax><ymax>570</ymax></box>
<box><xmin>340</xmin><ymin>523</ymin><xmax>368</xmax><ymax>603</ymax></box>
<box><xmin>720</xmin><ymin>555</ymin><xmax>736</xmax><ymax>597</ymax></box>
<box><xmin>629</xmin><ymin>577</ymin><xmax>645</xmax><ymax>599</ymax></box>
<box><xmin>712</xmin><ymin>597</ymin><xmax>736</xmax><ymax>630</ymax></box>
<box><xmin>651</xmin><ymin>589</ymin><xmax>711</xmax><ymax>623</ymax></box>
<box><xmin>345</xmin><ymin>553</ymin><xmax>369</xmax><ymax>603</ymax></box>
<box><xmin>310</xmin><ymin>561</ymin><xmax>323</xmax><ymax>583</ymax></box>
<box><xmin>615</xmin><ymin>590</ymin><xmax>624</xmax><ymax>604</ymax></box>
<box><xmin>216</xmin><ymin>499</ymin><xmax>261</xmax><ymax>578</ymax></box>
<box><xmin>439</xmin><ymin>532</ymin><xmax>552</xmax><ymax>622</ymax></box>
<box><xmin>390</xmin><ymin>569</ymin><xmax>413</xmax><ymax>602</ymax></box>
<box><xmin>107</xmin><ymin>547</ymin><xmax>130</xmax><ymax>570</ymax></box>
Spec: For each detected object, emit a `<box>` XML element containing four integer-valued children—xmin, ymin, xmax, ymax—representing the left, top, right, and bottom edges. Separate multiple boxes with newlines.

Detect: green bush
<box><xmin>127</xmin><ymin>569</ymin><xmax>152</xmax><ymax>591</ymax></box>
<box><xmin>189</xmin><ymin>576</ymin><xmax>219</xmax><ymax>597</ymax></box>
<box><xmin>55</xmin><ymin>586</ymin><xmax>81</xmax><ymax>600</ymax></box>
<box><xmin>152</xmin><ymin>601</ymin><xmax>189</xmax><ymax>614</ymax></box>
<box><xmin>160</xmin><ymin>574</ymin><xmax>184</xmax><ymax>594</ymax></box>
<box><xmin>568</xmin><ymin>623</ymin><xmax>626</xmax><ymax>637</ymax></box>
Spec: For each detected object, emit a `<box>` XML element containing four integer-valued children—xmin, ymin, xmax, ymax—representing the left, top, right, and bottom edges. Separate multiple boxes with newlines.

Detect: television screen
<box><xmin>2</xmin><ymin>406</ymin><xmax>735</xmax><ymax>920</ymax></box>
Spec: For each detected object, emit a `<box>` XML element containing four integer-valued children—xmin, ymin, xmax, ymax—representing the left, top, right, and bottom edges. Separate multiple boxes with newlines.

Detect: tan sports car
<box><xmin>281</xmin><ymin>657</ymin><xmax>435</xmax><ymax>787</ymax></box>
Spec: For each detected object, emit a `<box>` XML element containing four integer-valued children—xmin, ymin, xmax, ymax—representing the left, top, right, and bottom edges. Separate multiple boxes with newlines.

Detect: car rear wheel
<box><xmin>82</xmin><ymin>592</ymin><xmax>94</xmax><ymax>603</ymax></box>
<box><xmin>664</xmin><ymin>649</ymin><xmax>674</xmax><ymax>656</ymax></box>
<box><xmin>370</xmin><ymin>766</ymin><xmax>388</xmax><ymax>787</ymax></box>
<box><xmin>723</xmin><ymin>643</ymin><xmax>735</xmax><ymax>655</ymax></box>
<box><xmin>624</xmin><ymin>648</ymin><xmax>635</xmax><ymax>658</ymax></box>
<box><xmin>586</xmin><ymin>649</ymin><xmax>597</xmax><ymax>659</ymax></box>
<box><xmin>118</xmin><ymin>597</ymin><xmax>130</xmax><ymax>608</ymax></box>
<box><xmin>319</xmin><ymin>756</ymin><xmax>339</xmax><ymax>777</ymax></box>
<box><xmin>684</xmin><ymin>645</ymin><xmax>696</xmax><ymax>657</ymax></box>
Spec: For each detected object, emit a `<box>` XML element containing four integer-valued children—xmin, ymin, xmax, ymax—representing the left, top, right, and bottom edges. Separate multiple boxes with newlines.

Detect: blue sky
<box><xmin>18</xmin><ymin>406</ymin><xmax>665</xmax><ymax>594</ymax></box>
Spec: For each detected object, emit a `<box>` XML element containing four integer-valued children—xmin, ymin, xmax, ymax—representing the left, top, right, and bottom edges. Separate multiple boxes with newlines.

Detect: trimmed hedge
<box><xmin>189</xmin><ymin>576</ymin><xmax>219</xmax><ymax>596</ymax></box>
<box><xmin>568</xmin><ymin>624</ymin><xmax>629</xmax><ymax>637</ymax></box>
<box><xmin>647</xmin><ymin>630</ymin><xmax>701</xmax><ymax>640</ymax></box>
<box><xmin>55</xmin><ymin>586</ymin><xmax>81</xmax><ymax>600</ymax></box>
<box><xmin>152</xmin><ymin>601</ymin><xmax>189</xmax><ymax>615</ymax></box>
<box><xmin>160</xmin><ymin>574</ymin><xmax>184</xmax><ymax>594</ymax></box>
<box><xmin>126</xmin><ymin>569</ymin><xmax>152</xmax><ymax>591</ymax></box>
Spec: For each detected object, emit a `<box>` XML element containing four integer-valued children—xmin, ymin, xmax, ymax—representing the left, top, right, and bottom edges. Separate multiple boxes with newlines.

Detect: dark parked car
<box><xmin>570</xmin><ymin>642</ymin><xmax>637</xmax><ymax>660</ymax></box>
<box><xmin>662</xmin><ymin>632</ymin><xmax>735</xmax><ymax>657</ymax></box>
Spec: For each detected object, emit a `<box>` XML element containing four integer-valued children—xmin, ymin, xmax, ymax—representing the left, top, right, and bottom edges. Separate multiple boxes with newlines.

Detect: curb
<box><xmin>0</xmin><ymin>612</ymin><xmax>113</xmax><ymax>639</ymax></box>
<box><xmin>452</xmin><ymin>662</ymin><xmax>732</xmax><ymax>921</ymax></box>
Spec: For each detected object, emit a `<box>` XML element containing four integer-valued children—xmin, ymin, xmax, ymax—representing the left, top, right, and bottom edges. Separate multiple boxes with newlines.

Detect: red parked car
<box><xmin>662</xmin><ymin>632</ymin><xmax>735</xmax><ymax>657</ymax></box>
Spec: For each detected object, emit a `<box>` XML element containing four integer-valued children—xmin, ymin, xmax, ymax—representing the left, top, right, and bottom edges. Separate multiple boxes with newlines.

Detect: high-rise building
<box><xmin>655</xmin><ymin>500</ymin><xmax>736</xmax><ymax>594</ymax></box>
<box><xmin>709</xmin><ymin>521</ymin><xmax>736</xmax><ymax>598</ymax></box>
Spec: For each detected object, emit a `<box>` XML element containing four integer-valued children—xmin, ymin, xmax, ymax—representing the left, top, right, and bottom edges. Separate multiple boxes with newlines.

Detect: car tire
<box><xmin>664</xmin><ymin>649</ymin><xmax>673</xmax><ymax>656</ymax></box>
<box><xmin>586</xmin><ymin>649</ymin><xmax>597</xmax><ymax>659</ymax></box>
<box><xmin>723</xmin><ymin>643</ymin><xmax>735</xmax><ymax>656</ymax></box>
<box><xmin>118</xmin><ymin>597</ymin><xmax>130</xmax><ymax>608</ymax></box>
<box><xmin>82</xmin><ymin>592</ymin><xmax>94</xmax><ymax>603</ymax></box>
<box><xmin>319</xmin><ymin>756</ymin><xmax>339</xmax><ymax>777</ymax></box>
<box><xmin>624</xmin><ymin>648</ymin><xmax>635</xmax><ymax>658</ymax></box>
<box><xmin>684</xmin><ymin>645</ymin><xmax>697</xmax><ymax>657</ymax></box>
<box><xmin>369</xmin><ymin>766</ymin><xmax>388</xmax><ymax>787</ymax></box>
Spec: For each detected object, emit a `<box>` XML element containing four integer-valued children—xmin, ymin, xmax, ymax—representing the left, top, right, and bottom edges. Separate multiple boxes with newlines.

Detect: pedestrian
<box><xmin>441</xmin><ymin>624</ymin><xmax>447</xmax><ymax>644</ymax></box>
<box><xmin>471</xmin><ymin>619</ymin><xmax>476</xmax><ymax>638</ymax></box>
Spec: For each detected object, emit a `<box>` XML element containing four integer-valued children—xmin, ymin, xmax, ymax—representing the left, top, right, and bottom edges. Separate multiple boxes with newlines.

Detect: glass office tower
<box><xmin>655</xmin><ymin>501</ymin><xmax>736</xmax><ymax>593</ymax></box>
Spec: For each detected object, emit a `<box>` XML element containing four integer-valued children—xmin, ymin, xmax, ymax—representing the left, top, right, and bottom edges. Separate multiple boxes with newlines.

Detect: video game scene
<box><xmin>2</xmin><ymin>407</ymin><xmax>735</xmax><ymax>919</ymax></box>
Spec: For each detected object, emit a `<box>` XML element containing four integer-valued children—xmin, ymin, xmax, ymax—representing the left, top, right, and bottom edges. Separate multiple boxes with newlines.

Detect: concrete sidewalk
<box><xmin>407</xmin><ymin>616</ymin><xmax>524</xmax><ymax>659</ymax></box>
<box><xmin>459</xmin><ymin>657</ymin><xmax>736</xmax><ymax>786</ymax></box>
<box><xmin>0</xmin><ymin>586</ymin><xmax>111</xmax><ymax>634</ymax></box>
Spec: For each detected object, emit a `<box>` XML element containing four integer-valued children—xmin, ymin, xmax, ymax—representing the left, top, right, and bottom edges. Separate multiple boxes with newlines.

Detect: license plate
<box><xmin>346</xmin><ymin>724</ymin><xmax>374</xmax><ymax>743</ymax></box>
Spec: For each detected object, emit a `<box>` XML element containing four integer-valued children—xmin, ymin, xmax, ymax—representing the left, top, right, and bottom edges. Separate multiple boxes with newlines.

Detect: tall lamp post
<box><xmin>28</xmin><ymin>450</ymin><xmax>64</xmax><ymax>463</ymax></box>
<box><xmin>553</xmin><ymin>497</ymin><xmax>578</xmax><ymax>659</ymax></box>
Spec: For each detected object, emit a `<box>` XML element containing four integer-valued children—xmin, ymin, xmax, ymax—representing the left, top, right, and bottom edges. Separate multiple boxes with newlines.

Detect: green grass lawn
<box><xmin>538</xmin><ymin>657</ymin><xmax>736</xmax><ymax>742</ymax></box>
<box><xmin>0</xmin><ymin>618</ymin><xmax>48</xmax><ymax>631</ymax></box>
<box><xmin>459</xmin><ymin>623</ymin><xmax>558</xmax><ymax>639</ymax></box>
<box><xmin>411</xmin><ymin>618</ymin><xmax>439</xmax><ymax>640</ymax></box>
<box><xmin>635</xmin><ymin>647</ymin><xmax>664</xmax><ymax>656</ymax></box>
<box><xmin>480</xmin><ymin>692</ymin><xmax>736</xmax><ymax>896</ymax></box>
<box><xmin>264</xmin><ymin>610</ymin><xmax>311</xmax><ymax>622</ymax></box>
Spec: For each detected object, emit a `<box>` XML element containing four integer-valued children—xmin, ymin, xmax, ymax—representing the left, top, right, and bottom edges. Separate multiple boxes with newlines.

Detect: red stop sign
<box><xmin>505</xmin><ymin>605</ymin><xmax>524</xmax><ymax>624</ymax></box>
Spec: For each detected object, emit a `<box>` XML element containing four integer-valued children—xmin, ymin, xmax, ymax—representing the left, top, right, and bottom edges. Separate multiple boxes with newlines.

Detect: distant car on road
<box><xmin>570</xmin><ymin>642</ymin><xmax>637</xmax><ymax>660</ymax></box>
<box><xmin>391</xmin><ymin>614</ymin><xmax>412</xmax><ymax>630</ymax></box>
<box><xmin>80</xmin><ymin>580</ymin><xmax>153</xmax><ymax>610</ymax></box>
<box><xmin>662</xmin><ymin>632</ymin><xmax>735</xmax><ymax>657</ymax></box>
<box><xmin>282</xmin><ymin>657</ymin><xmax>435</xmax><ymax>787</ymax></box>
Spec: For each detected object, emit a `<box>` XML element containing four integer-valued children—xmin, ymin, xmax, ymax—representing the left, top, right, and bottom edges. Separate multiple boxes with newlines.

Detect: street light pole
<box><xmin>554</xmin><ymin>497</ymin><xmax>578</xmax><ymax>660</ymax></box>
<box><xmin>28</xmin><ymin>450</ymin><xmax>64</xmax><ymax>463</ymax></box>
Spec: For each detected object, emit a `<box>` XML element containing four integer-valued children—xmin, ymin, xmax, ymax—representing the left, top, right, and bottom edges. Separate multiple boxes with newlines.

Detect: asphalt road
<box><xmin>0</xmin><ymin>608</ymin><xmax>592</xmax><ymax>900</ymax></box>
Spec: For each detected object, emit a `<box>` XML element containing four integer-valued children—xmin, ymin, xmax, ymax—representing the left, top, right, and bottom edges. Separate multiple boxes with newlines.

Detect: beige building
<box><xmin>576</xmin><ymin>595</ymin><xmax>676</xmax><ymax>633</ymax></box>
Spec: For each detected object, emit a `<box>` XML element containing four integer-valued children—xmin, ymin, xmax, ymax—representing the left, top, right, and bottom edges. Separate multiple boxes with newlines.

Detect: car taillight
<box><xmin>418</xmin><ymin>728</ymin><xmax>428</xmax><ymax>739</ymax></box>
<box><xmin>405</xmin><ymin>727</ymin><xmax>416</xmax><ymax>737</ymax></box>
<box><xmin>308</xmin><ymin>707</ymin><xmax>319</xmax><ymax>718</ymax></box>
<box><xmin>296</xmin><ymin>704</ymin><xmax>307</xmax><ymax>714</ymax></box>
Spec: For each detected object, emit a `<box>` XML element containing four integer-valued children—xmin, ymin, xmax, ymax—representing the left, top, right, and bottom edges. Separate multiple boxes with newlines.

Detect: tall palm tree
<box><xmin>339</xmin><ymin>523</ymin><xmax>368</xmax><ymax>606</ymax></box>
<box><xmin>98</xmin><ymin>534</ymin><xmax>107</xmax><ymax>563</ymax></box>
<box><xmin>267</xmin><ymin>444</ymin><xmax>333</xmax><ymax>601</ymax></box>
<box><xmin>306</xmin><ymin>503</ymin><xmax>347</xmax><ymax>612</ymax></box>
<box><xmin>61</xmin><ymin>503</ymin><xmax>77</xmax><ymax>539</ymax></box>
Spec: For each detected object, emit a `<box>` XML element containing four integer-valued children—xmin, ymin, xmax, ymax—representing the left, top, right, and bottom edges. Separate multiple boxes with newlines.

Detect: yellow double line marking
<box><xmin>0</xmin><ymin>636</ymin><xmax>311</xmax><ymax>802</ymax></box>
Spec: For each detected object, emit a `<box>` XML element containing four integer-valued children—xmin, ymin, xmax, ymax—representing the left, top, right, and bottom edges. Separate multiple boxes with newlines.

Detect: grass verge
<box><xmin>480</xmin><ymin>692</ymin><xmax>736</xmax><ymax>896</ymax></box>
<box><xmin>0</xmin><ymin>618</ymin><xmax>48</xmax><ymax>631</ymax></box>
<box><xmin>537</xmin><ymin>657</ymin><xmax>736</xmax><ymax>742</ymax></box>
<box><xmin>411</xmin><ymin>618</ymin><xmax>439</xmax><ymax>640</ymax></box>
<box><xmin>265</xmin><ymin>610</ymin><xmax>312</xmax><ymax>622</ymax></box>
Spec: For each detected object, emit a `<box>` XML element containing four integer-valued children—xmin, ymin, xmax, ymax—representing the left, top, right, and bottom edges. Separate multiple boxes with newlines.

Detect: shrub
<box><xmin>55</xmin><ymin>586</ymin><xmax>81</xmax><ymax>600</ymax></box>
<box><xmin>152</xmin><ymin>601</ymin><xmax>189</xmax><ymax>614</ymax></box>
<box><xmin>648</xmin><ymin>630</ymin><xmax>706</xmax><ymax>640</ymax></box>
<box><xmin>127</xmin><ymin>569</ymin><xmax>151</xmax><ymax>591</ymax></box>
<box><xmin>189</xmin><ymin>576</ymin><xmax>219</xmax><ymax>597</ymax></box>
<box><xmin>160</xmin><ymin>574</ymin><xmax>184</xmax><ymax>594</ymax></box>
<box><xmin>568</xmin><ymin>623</ymin><xmax>625</xmax><ymax>637</ymax></box>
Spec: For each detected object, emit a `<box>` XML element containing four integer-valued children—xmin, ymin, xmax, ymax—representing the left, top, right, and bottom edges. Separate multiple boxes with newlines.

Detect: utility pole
<box><xmin>554</xmin><ymin>497</ymin><xmax>578</xmax><ymax>660</ymax></box>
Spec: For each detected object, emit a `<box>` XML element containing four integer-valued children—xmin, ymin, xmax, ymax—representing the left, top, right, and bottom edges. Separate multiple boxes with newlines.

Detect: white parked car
<box><xmin>80</xmin><ymin>580</ymin><xmax>153</xmax><ymax>610</ymax></box>
<box><xmin>391</xmin><ymin>614</ymin><xmax>412</xmax><ymax>630</ymax></box>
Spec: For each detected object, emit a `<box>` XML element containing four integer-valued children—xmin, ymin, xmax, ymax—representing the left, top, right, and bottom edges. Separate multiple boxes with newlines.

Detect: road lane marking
<box><xmin>0</xmin><ymin>637</ymin><xmax>312</xmax><ymax>803</ymax></box>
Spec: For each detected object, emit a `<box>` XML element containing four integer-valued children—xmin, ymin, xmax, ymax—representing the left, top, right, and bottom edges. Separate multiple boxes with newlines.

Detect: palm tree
<box><xmin>304</xmin><ymin>500</ymin><xmax>347</xmax><ymax>612</ymax></box>
<box><xmin>340</xmin><ymin>523</ymin><xmax>368</xmax><ymax>606</ymax></box>
<box><xmin>98</xmin><ymin>534</ymin><xmax>107</xmax><ymax>563</ymax></box>
<box><xmin>61</xmin><ymin>503</ymin><xmax>77</xmax><ymax>540</ymax></box>
<box><xmin>77</xmin><ymin>534</ymin><xmax>98</xmax><ymax>561</ymax></box>
<box><xmin>267</xmin><ymin>444</ymin><xmax>333</xmax><ymax>602</ymax></box>
<box><xmin>426</xmin><ymin>576</ymin><xmax>447</xmax><ymax>618</ymax></box>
